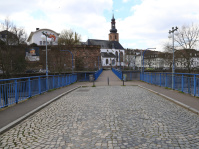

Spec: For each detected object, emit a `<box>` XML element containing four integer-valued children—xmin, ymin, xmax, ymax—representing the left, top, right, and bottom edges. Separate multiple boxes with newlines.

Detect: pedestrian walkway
<box><xmin>0</xmin><ymin>70</ymin><xmax>199</xmax><ymax>148</ymax></box>
<box><xmin>0</xmin><ymin>86</ymin><xmax>199</xmax><ymax>148</ymax></box>
<box><xmin>0</xmin><ymin>82</ymin><xmax>89</xmax><ymax>131</ymax></box>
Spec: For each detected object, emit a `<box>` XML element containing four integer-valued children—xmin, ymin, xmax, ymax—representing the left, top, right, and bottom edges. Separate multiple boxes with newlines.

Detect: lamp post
<box><xmin>168</xmin><ymin>26</ymin><xmax>178</xmax><ymax>89</ymax></box>
<box><xmin>41</xmin><ymin>31</ymin><xmax>51</xmax><ymax>91</ymax></box>
<box><xmin>41</xmin><ymin>31</ymin><xmax>51</xmax><ymax>76</ymax></box>
<box><xmin>142</xmin><ymin>48</ymin><xmax>156</xmax><ymax>80</ymax></box>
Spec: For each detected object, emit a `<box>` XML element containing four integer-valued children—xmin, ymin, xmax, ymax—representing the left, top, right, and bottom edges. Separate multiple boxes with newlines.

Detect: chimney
<box><xmin>36</xmin><ymin>28</ymin><xmax>39</xmax><ymax>31</ymax></box>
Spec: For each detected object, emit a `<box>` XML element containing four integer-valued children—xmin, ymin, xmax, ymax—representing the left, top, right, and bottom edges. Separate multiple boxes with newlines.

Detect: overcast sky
<box><xmin>0</xmin><ymin>0</ymin><xmax>199</xmax><ymax>51</ymax></box>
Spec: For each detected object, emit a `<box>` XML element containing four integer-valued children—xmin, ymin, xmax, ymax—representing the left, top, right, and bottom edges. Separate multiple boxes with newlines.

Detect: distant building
<box><xmin>84</xmin><ymin>14</ymin><xmax>125</xmax><ymax>68</ymax></box>
<box><xmin>27</xmin><ymin>28</ymin><xmax>60</xmax><ymax>46</ymax></box>
<box><xmin>0</xmin><ymin>30</ymin><xmax>18</xmax><ymax>45</ymax></box>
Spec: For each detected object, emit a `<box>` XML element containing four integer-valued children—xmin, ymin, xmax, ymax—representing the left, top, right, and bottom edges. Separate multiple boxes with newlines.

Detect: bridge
<box><xmin>0</xmin><ymin>69</ymin><xmax>199</xmax><ymax>148</ymax></box>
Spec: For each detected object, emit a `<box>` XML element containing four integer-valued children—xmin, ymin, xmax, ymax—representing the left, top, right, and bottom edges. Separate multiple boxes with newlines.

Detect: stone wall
<box><xmin>39</xmin><ymin>45</ymin><xmax>101</xmax><ymax>72</ymax></box>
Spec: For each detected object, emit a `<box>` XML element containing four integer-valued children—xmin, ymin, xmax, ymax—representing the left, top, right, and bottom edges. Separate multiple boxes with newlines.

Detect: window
<box><xmin>40</xmin><ymin>41</ymin><xmax>42</xmax><ymax>45</ymax></box>
<box><xmin>112</xmin><ymin>59</ymin><xmax>115</xmax><ymax>65</ymax></box>
<box><xmin>120</xmin><ymin>52</ymin><xmax>123</xmax><ymax>62</ymax></box>
<box><xmin>106</xmin><ymin>59</ymin><xmax>109</xmax><ymax>65</ymax></box>
<box><xmin>116</xmin><ymin>51</ymin><xmax>118</xmax><ymax>61</ymax></box>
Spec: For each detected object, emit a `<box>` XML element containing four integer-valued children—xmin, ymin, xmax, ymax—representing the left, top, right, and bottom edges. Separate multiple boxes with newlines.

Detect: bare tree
<box><xmin>58</xmin><ymin>29</ymin><xmax>81</xmax><ymax>48</ymax></box>
<box><xmin>1</xmin><ymin>17</ymin><xmax>27</xmax><ymax>45</ymax></box>
<box><xmin>175</xmin><ymin>23</ymin><xmax>199</xmax><ymax>49</ymax></box>
<box><xmin>0</xmin><ymin>17</ymin><xmax>27</xmax><ymax>77</ymax></box>
<box><xmin>173</xmin><ymin>24</ymin><xmax>199</xmax><ymax>72</ymax></box>
<box><xmin>0</xmin><ymin>17</ymin><xmax>15</xmax><ymax>45</ymax></box>
<box><xmin>12</xmin><ymin>25</ymin><xmax>27</xmax><ymax>45</ymax></box>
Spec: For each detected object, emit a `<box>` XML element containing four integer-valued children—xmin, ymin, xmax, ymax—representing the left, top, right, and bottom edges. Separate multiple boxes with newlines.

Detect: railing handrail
<box><xmin>0</xmin><ymin>73</ymin><xmax>77</xmax><ymax>108</ymax></box>
<box><xmin>141</xmin><ymin>71</ymin><xmax>199</xmax><ymax>97</ymax></box>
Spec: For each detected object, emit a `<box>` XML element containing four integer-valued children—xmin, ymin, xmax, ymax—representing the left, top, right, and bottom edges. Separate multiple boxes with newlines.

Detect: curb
<box><xmin>138</xmin><ymin>85</ymin><xmax>199</xmax><ymax>115</ymax></box>
<box><xmin>0</xmin><ymin>86</ymin><xmax>80</xmax><ymax>135</ymax></box>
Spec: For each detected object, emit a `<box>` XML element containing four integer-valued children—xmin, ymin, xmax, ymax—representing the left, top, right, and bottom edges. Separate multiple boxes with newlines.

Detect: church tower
<box><xmin>109</xmin><ymin>14</ymin><xmax>119</xmax><ymax>42</ymax></box>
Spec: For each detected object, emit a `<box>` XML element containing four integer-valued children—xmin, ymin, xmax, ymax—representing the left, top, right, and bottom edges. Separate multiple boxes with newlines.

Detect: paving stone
<box><xmin>0</xmin><ymin>86</ymin><xmax>199</xmax><ymax>148</ymax></box>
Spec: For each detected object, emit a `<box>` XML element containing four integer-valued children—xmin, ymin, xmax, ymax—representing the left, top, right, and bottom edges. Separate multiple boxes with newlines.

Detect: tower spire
<box><xmin>110</xmin><ymin>12</ymin><xmax>117</xmax><ymax>33</ymax></box>
<box><xmin>109</xmin><ymin>14</ymin><xmax>119</xmax><ymax>42</ymax></box>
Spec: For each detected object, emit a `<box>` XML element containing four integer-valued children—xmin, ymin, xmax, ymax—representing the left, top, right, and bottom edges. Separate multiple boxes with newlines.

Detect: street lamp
<box><xmin>168</xmin><ymin>26</ymin><xmax>178</xmax><ymax>89</ymax></box>
<box><xmin>41</xmin><ymin>31</ymin><xmax>52</xmax><ymax>76</ymax></box>
<box><xmin>41</xmin><ymin>31</ymin><xmax>51</xmax><ymax>91</ymax></box>
<box><xmin>142</xmin><ymin>48</ymin><xmax>156</xmax><ymax>80</ymax></box>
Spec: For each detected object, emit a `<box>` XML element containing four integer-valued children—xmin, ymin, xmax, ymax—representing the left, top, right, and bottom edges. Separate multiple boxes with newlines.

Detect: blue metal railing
<box><xmin>141</xmin><ymin>72</ymin><xmax>199</xmax><ymax>97</ymax></box>
<box><xmin>112</xmin><ymin>68</ymin><xmax>122</xmax><ymax>80</ymax></box>
<box><xmin>94</xmin><ymin>69</ymin><xmax>103</xmax><ymax>80</ymax></box>
<box><xmin>0</xmin><ymin>74</ymin><xmax>77</xmax><ymax>108</ymax></box>
<box><xmin>77</xmin><ymin>69</ymin><xmax>103</xmax><ymax>81</ymax></box>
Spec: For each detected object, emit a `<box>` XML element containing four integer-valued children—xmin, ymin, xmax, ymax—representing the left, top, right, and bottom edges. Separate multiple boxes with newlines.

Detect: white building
<box><xmin>84</xmin><ymin>15</ymin><xmax>125</xmax><ymax>68</ymax></box>
<box><xmin>27</xmin><ymin>28</ymin><xmax>59</xmax><ymax>46</ymax></box>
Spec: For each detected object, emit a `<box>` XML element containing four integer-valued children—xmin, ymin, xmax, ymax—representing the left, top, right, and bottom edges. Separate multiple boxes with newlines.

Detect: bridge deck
<box><xmin>0</xmin><ymin>70</ymin><xmax>199</xmax><ymax>148</ymax></box>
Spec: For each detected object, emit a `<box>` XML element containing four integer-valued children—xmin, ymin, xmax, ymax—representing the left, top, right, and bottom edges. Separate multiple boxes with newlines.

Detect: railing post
<box><xmin>181</xmin><ymin>74</ymin><xmax>184</xmax><ymax>92</ymax></box>
<box><xmin>62</xmin><ymin>75</ymin><xmax>63</xmax><ymax>86</ymax></box>
<box><xmin>39</xmin><ymin>77</ymin><xmax>41</xmax><ymax>94</ymax></box>
<box><xmin>194</xmin><ymin>74</ymin><xmax>196</xmax><ymax>96</ymax></box>
<box><xmin>46</xmin><ymin>76</ymin><xmax>48</xmax><ymax>91</ymax></box>
<box><xmin>69</xmin><ymin>75</ymin><xmax>71</xmax><ymax>84</ymax></box>
<box><xmin>58</xmin><ymin>76</ymin><xmax>60</xmax><ymax>87</ymax></box>
<box><xmin>28</xmin><ymin>78</ymin><xmax>31</xmax><ymax>97</ymax></box>
<box><xmin>66</xmin><ymin>74</ymin><xmax>67</xmax><ymax>86</ymax></box>
<box><xmin>53</xmin><ymin>76</ymin><xmax>55</xmax><ymax>89</ymax></box>
<box><xmin>188</xmin><ymin>77</ymin><xmax>190</xmax><ymax>94</ymax></box>
<box><xmin>85</xmin><ymin>73</ymin><xmax>86</xmax><ymax>81</ymax></box>
<box><xmin>15</xmin><ymin>80</ymin><xmax>18</xmax><ymax>104</ymax></box>
<box><xmin>165</xmin><ymin>73</ymin><xmax>167</xmax><ymax>87</ymax></box>
<box><xmin>174</xmin><ymin>73</ymin><xmax>175</xmax><ymax>90</ymax></box>
<box><xmin>159</xmin><ymin>73</ymin><xmax>161</xmax><ymax>86</ymax></box>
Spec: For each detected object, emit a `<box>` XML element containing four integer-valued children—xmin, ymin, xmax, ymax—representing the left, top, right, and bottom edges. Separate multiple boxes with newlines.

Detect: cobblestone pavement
<box><xmin>1</xmin><ymin>86</ymin><xmax>199</xmax><ymax>149</ymax></box>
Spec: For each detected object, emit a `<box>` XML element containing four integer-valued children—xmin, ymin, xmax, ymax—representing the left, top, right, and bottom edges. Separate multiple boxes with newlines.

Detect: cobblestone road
<box><xmin>1</xmin><ymin>86</ymin><xmax>199</xmax><ymax>149</ymax></box>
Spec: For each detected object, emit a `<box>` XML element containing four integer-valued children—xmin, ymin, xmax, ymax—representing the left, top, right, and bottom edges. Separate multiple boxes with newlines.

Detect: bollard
<box><xmin>93</xmin><ymin>79</ymin><xmax>95</xmax><ymax>86</ymax></box>
<box><xmin>108</xmin><ymin>77</ymin><xmax>109</xmax><ymax>86</ymax></box>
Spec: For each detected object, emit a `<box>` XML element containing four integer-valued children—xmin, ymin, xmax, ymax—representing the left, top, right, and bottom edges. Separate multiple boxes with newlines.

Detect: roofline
<box><xmin>27</xmin><ymin>28</ymin><xmax>60</xmax><ymax>42</ymax></box>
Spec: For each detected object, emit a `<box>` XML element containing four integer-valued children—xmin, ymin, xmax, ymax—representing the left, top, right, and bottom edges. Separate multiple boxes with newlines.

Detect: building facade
<box><xmin>84</xmin><ymin>14</ymin><xmax>125</xmax><ymax>68</ymax></box>
<box><xmin>27</xmin><ymin>28</ymin><xmax>59</xmax><ymax>46</ymax></box>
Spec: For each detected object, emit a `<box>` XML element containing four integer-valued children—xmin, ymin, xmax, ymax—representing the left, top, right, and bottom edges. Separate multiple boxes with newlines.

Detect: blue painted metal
<box><xmin>194</xmin><ymin>75</ymin><xmax>196</xmax><ymax>96</ymax></box>
<box><xmin>181</xmin><ymin>75</ymin><xmax>184</xmax><ymax>92</ymax></box>
<box><xmin>159</xmin><ymin>73</ymin><xmax>161</xmax><ymax>86</ymax></box>
<box><xmin>28</xmin><ymin>78</ymin><xmax>31</xmax><ymax>97</ymax></box>
<box><xmin>0</xmin><ymin>74</ymin><xmax>77</xmax><ymax>109</ymax></box>
<box><xmin>141</xmin><ymin>72</ymin><xmax>199</xmax><ymax>97</ymax></box>
<box><xmin>15</xmin><ymin>80</ymin><xmax>18</xmax><ymax>104</ymax></box>
<box><xmin>94</xmin><ymin>69</ymin><xmax>103</xmax><ymax>80</ymax></box>
<box><xmin>112</xmin><ymin>68</ymin><xmax>122</xmax><ymax>80</ymax></box>
<box><xmin>39</xmin><ymin>77</ymin><xmax>41</xmax><ymax>94</ymax></box>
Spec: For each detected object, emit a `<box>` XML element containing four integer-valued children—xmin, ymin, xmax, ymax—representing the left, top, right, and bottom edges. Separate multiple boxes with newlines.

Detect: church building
<box><xmin>85</xmin><ymin>14</ymin><xmax>125</xmax><ymax>68</ymax></box>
